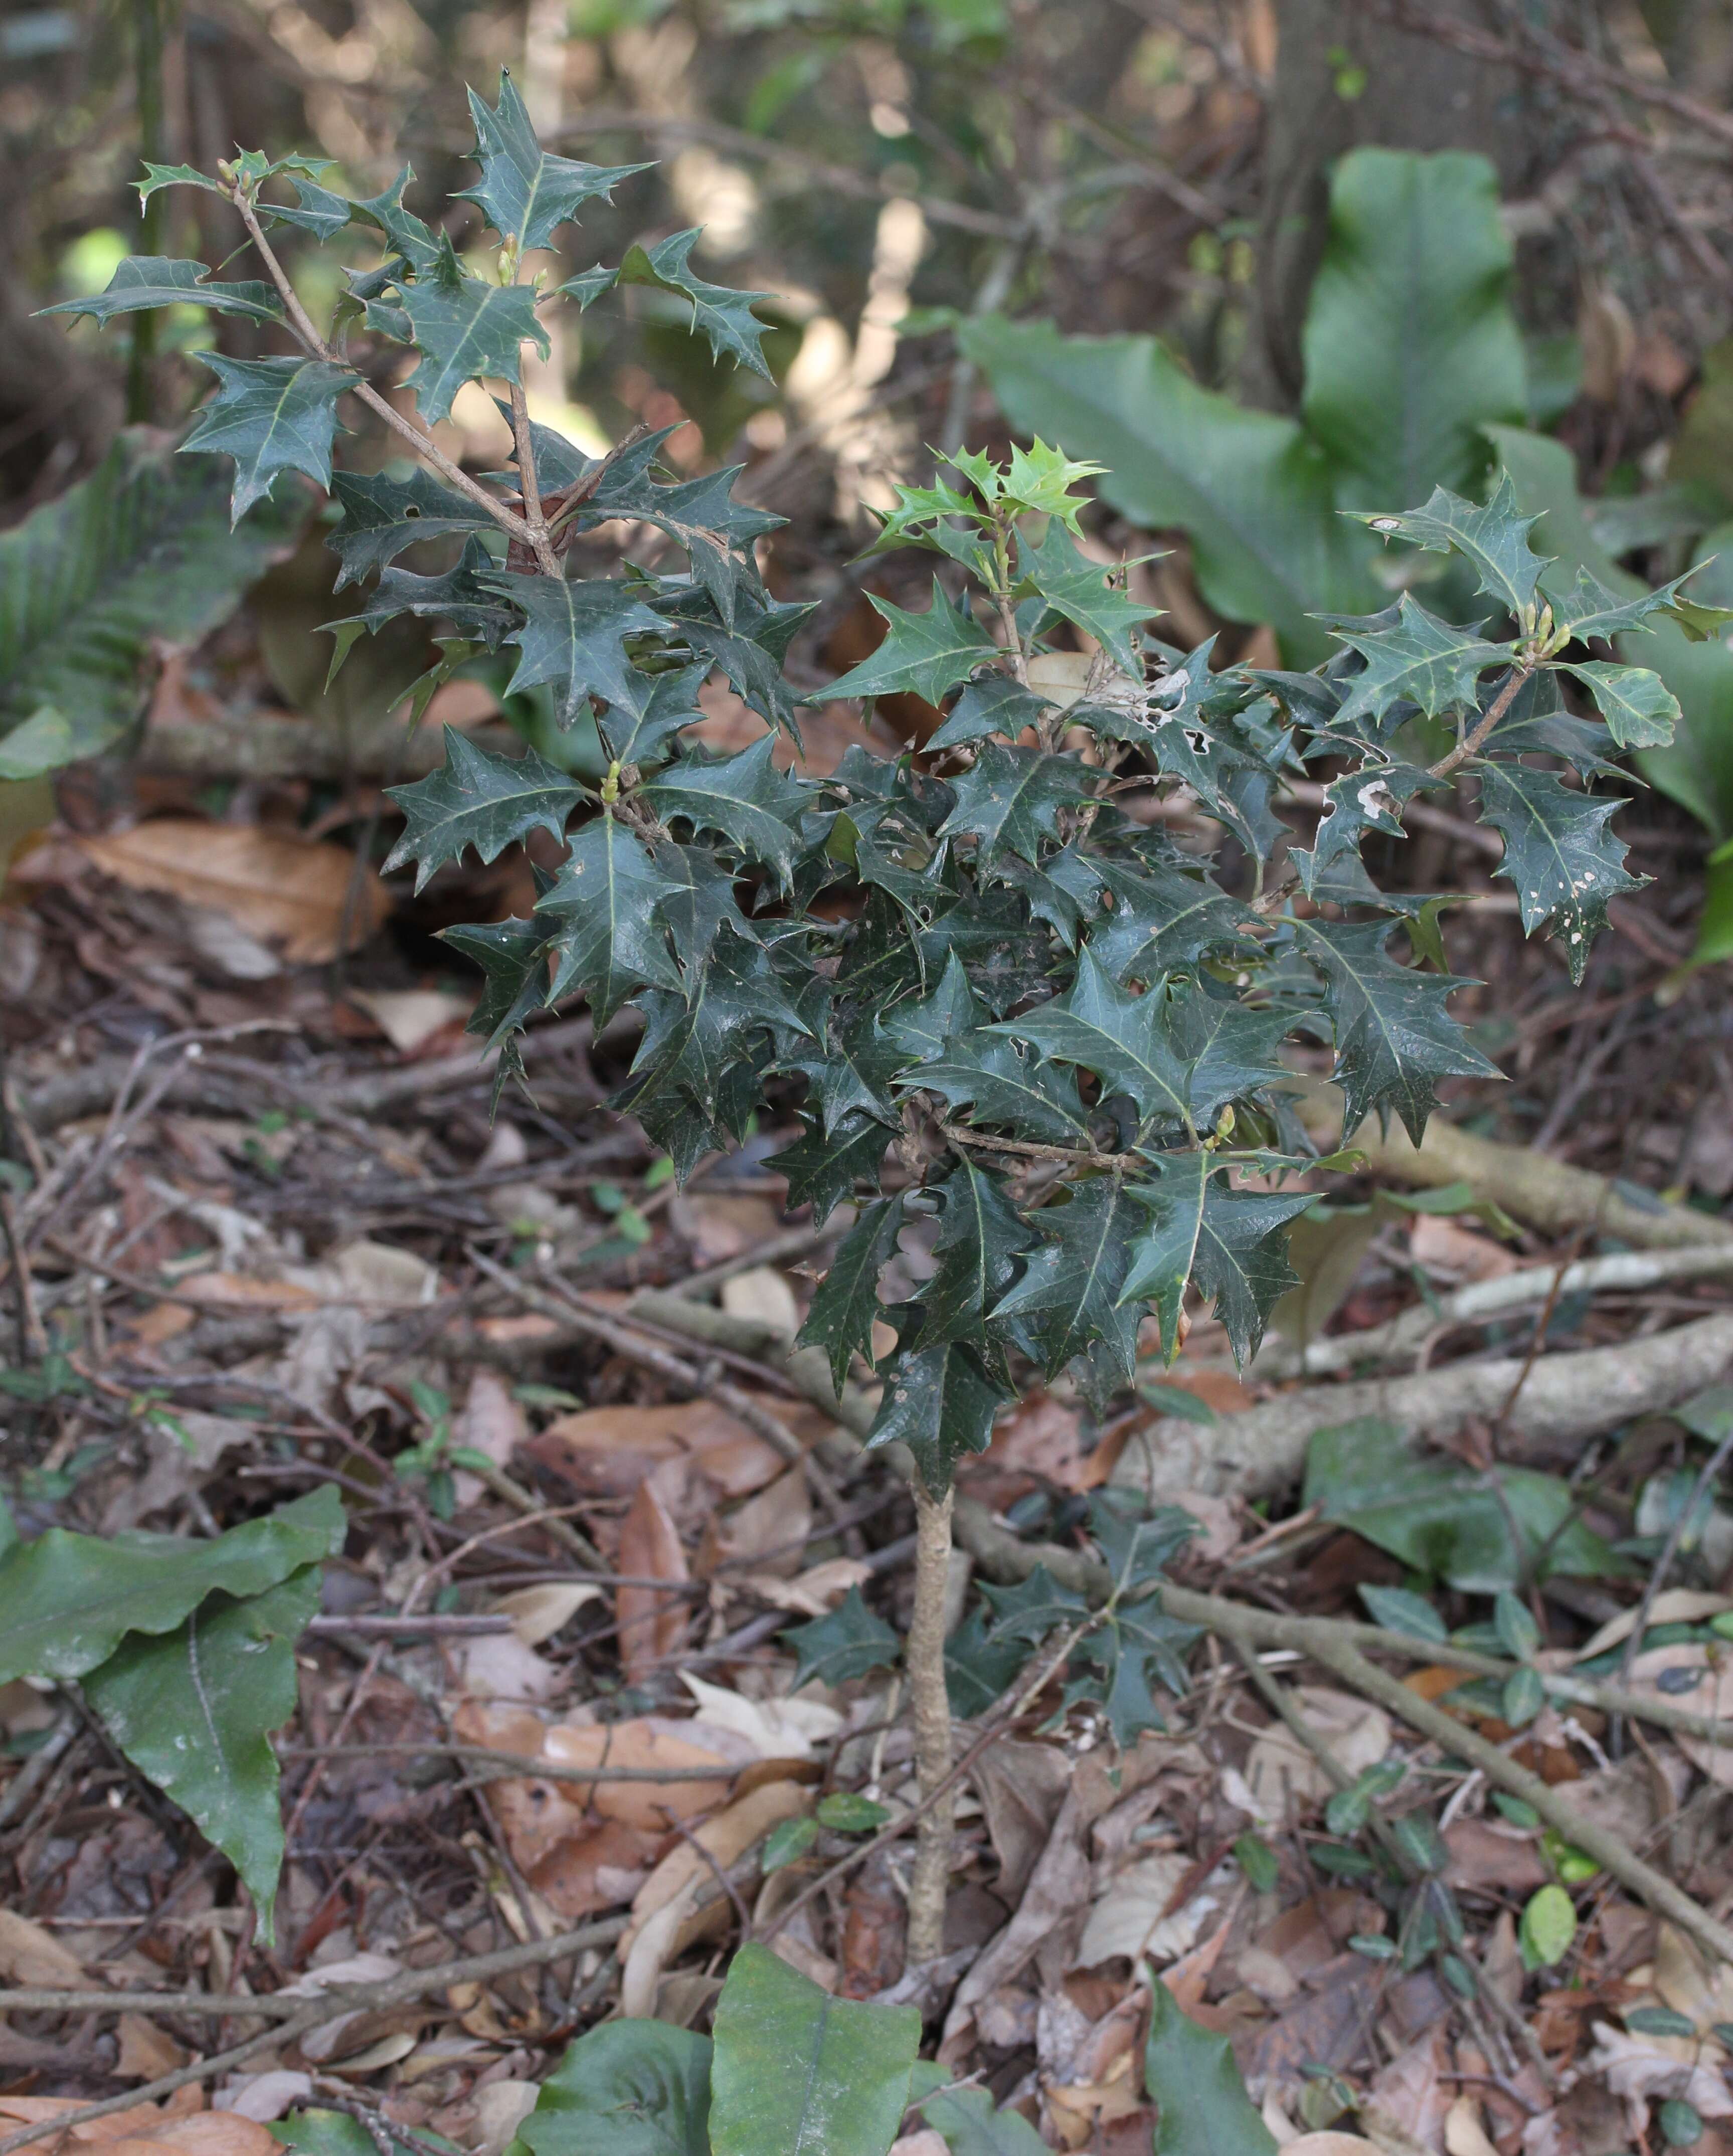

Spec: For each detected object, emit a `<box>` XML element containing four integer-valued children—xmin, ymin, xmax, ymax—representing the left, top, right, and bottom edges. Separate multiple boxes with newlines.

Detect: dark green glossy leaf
<box><xmin>1478</xmin><ymin>762</ymin><xmax>1644</xmax><ymax>983</ymax></box>
<box><xmin>384</xmin><ymin>729</ymin><xmax>581</xmax><ymax>892</ymax></box>
<box><xmin>515</xmin><ymin>2018</ymin><xmax>712</xmax><ymax>2156</ymax></box>
<box><xmin>916</xmin><ymin>1158</ymin><xmax>1035</xmax><ymax>1374</ymax></box>
<box><xmin>327</xmin><ymin>467</ymin><xmax>490</xmax><ymax>589</ymax></box>
<box><xmin>866</xmin><ymin>1338</ymin><xmax>1011</xmax><ymax>1493</ymax></box>
<box><xmin>459</xmin><ymin>71</ymin><xmax>649</xmax><ymax>249</ymax></box>
<box><xmin>990</xmin><ymin>948</ymin><xmax>1193</xmax><ymax>1131</ymax></box>
<box><xmin>439</xmin><ymin>916</ymin><xmax>551</xmax><ymax>1046</ymax></box>
<box><xmin>765</xmin><ymin>1114</ymin><xmax>889</xmax><ymax>1222</ymax></box>
<box><xmin>783</xmin><ymin>1586</ymin><xmax>900</xmax><ymax>1690</ymax></box>
<box><xmin>1120</xmin><ymin>1152</ymin><xmax>1314</xmax><ymax>1367</ymax></box>
<box><xmin>399</xmin><ymin>274</ymin><xmax>547</xmax><ymax>427</ymax></box>
<box><xmin>483</xmin><ymin>572</ymin><xmax>664</xmax><ymax>728</ymax></box>
<box><xmin>536</xmin><ymin>811</ymin><xmax>684</xmax><ymax>1022</ymax></box>
<box><xmin>992</xmin><ymin>1176</ymin><xmax>1146</xmax><ymax>1400</ymax></box>
<box><xmin>1332</xmin><ymin>595</ymin><xmax>1509</xmax><ymax>729</ymax></box>
<box><xmin>936</xmin><ymin>744</ymin><xmax>1096</xmax><ymax>869</ymax></box>
<box><xmin>795</xmin><ymin>1195</ymin><xmax>904</xmax><ymax>1391</ymax></box>
<box><xmin>0</xmin><ymin>1485</ymin><xmax>344</xmax><ymax>1684</ymax></box>
<box><xmin>1355</xmin><ymin>474</ymin><xmax>1546</xmax><ymax>618</ymax></box>
<box><xmin>638</xmin><ymin>735</ymin><xmax>810</xmax><ymax>890</ymax></box>
<box><xmin>618</xmin><ymin>230</ymin><xmax>777</xmax><ymax>379</ymax></box>
<box><xmin>40</xmin><ymin>255</ymin><xmax>283</xmax><ymax>326</ymax></box>
<box><xmin>826</xmin><ymin>580</ymin><xmax>997</xmax><ymax>705</ymax></box>
<box><xmin>1558</xmin><ymin>660</ymin><xmax>1678</xmax><ymax>751</ymax></box>
<box><xmin>182</xmin><ymin>353</ymin><xmax>354</xmax><ymax>521</ymax></box>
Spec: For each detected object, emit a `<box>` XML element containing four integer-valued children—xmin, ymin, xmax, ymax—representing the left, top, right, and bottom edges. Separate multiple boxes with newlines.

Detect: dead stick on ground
<box><xmin>0</xmin><ymin>1915</ymin><xmax>631</xmax><ymax>2153</ymax></box>
<box><xmin>905</xmin><ymin>1475</ymin><xmax>956</xmax><ymax>1965</ymax></box>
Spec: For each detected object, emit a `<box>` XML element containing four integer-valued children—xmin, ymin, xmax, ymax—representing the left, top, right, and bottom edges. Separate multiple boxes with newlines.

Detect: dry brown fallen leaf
<box><xmin>73</xmin><ymin>820</ymin><xmax>390</xmax><ymax>964</ymax></box>
<box><xmin>526</xmin><ymin>1399</ymin><xmax>792</xmax><ymax>1504</ymax></box>
<box><xmin>698</xmin><ymin>1465</ymin><xmax>810</xmax><ymax>1578</ymax></box>
<box><xmin>0</xmin><ymin>1909</ymin><xmax>83</xmax><ymax>1986</ymax></box>
<box><xmin>621</xmin><ymin>1776</ymin><xmax>813</xmax><ymax>1955</ymax></box>
<box><xmin>1243</xmin><ymin>1688</ymin><xmax>1393</xmax><ymax>1819</ymax></box>
<box><xmin>0</xmin><ymin>2093</ymin><xmax>279</xmax><ymax>2156</ymax></box>
<box><xmin>1625</xmin><ymin>1645</ymin><xmax>1733</xmax><ymax>1784</ymax></box>
<box><xmin>617</xmin><ymin>1475</ymin><xmax>690</xmax><ymax>1683</ymax></box>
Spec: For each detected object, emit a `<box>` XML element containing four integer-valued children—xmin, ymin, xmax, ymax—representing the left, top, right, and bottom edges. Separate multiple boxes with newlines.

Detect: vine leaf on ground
<box><xmin>783</xmin><ymin>1588</ymin><xmax>901</xmax><ymax>1690</ymax></box>
<box><xmin>0</xmin><ymin>1486</ymin><xmax>343</xmax><ymax>1684</ymax></box>
<box><xmin>1143</xmin><ymin>1966</ymin><xmax>1278</xmax><ymax>2156</ymax></box>
<box><xmin>384</xmin><ymin>729</ymin><xmax>582</xmax><ymax>891</ymax></box>
<box><xmin>83</xmin><ymin>1565</ymin><xmax>323</xmax><ymax>1943</ymax></box>
<box><xmin>707</xmin><ymin>1943</ymin><xmax>920</xmax><ymax>2156</ymax></box>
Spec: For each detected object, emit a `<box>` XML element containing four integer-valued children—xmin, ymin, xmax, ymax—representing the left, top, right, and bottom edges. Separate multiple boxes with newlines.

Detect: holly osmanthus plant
<box><xmin>46</xmin><ymin>87</ymin><xmax>1712</xmax><ymax>1968</ymax></box>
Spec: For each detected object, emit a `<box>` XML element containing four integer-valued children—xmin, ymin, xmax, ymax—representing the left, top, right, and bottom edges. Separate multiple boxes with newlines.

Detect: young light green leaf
<box><xmin>84</xmin><ymin>1565</ymin><xmax>322</xmax><ymax>1943</ymax></box>
<box><xmin>1518</xmin><ymin>1883</ymin><xmax>1577</xmax><ymax>1970</ymax></box>
<box><xmin>0</xmin><ymin>1485</ymin><xmax>343</xmax><ymax>1684</ymax></box>
<box><xmin>707</xmin><ymin>1943</ymin><xmax>920</xmax><ymax>2156</ymax></box>
<box><xmin>181</xmin><ymin>353</ymin><xmax>356</xmax><ymax>521</ymax></box>
<box><xmin>1018</xmin><ymin>518</ymin><xmax>1152</xmax><ymax>679</ymax></box>
<box><xmin>384</xmin><ymin>729</ymin><xmax>583</xmax><ymax>892</ymax></box>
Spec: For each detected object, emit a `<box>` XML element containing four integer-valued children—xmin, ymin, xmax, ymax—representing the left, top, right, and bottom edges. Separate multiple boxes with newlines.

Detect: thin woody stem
<box><xmin>226</xmin><ymin>181</ymin><xmax>535</xmax><ymax>548</ymax></box>
<box><xmin>508</xmin><ymin>379</ymin><xmax>563</xmax><ymax>577</ymax></box>
<box><xmin>1429</xmin><ymin>660</ymin><xmax>1535</xmax><ymax>779</ymax></box>
<box><xmin>939</xmin><ymin>1122</ymin><xmax>1130</xmax><ymax>1169</ymax></box>
<box><xmin>904</xmin><ymin>1473</ymin><xmax>955</xmax><ymax>1964</ymax></box>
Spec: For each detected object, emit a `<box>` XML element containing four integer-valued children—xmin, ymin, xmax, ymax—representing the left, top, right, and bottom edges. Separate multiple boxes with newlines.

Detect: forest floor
<box><xmin>3</xmin><ymin>587</ymin><xmax>1733</xmax><ymax>2156</ymax></box>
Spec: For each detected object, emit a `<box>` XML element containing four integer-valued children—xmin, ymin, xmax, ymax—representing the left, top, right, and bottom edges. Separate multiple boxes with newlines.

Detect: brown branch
<box><xmin>905</xmin><ymin>1476</ymin><xmax>956</xmax><ymax>1964</ymax></box>
<box><xmin>225</xmin><ymin>181</ymin><xmax>535</xmax><ymax>548</ymax></box>
<box><xmin>507</xmin><ymin>381</ymin><xmax>561</xmax><ymax>578</ymax></box>
<box><xmin>1429</xmin><ymin>662</ymin><xmax>1535</xmax><ymax>780</ymax></box>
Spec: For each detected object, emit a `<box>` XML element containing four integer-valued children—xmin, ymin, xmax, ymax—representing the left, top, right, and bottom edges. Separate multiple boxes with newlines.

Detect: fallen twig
<box><xmin>0</xmin><ymin>1914</ymin><xmax>629</xmax><ymax>2154</ymax></box>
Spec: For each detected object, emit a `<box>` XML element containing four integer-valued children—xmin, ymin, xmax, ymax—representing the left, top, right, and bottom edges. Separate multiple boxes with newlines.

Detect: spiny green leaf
<box><xmin>1121</xmin><ymin>1153</ymin><xmax>1313</xmax><ymax>1367</ymax></box>
<box><xmin>399</xmin><ymin>274</ymin><xmax>548</xmax><ymax>427</ymax></box>
<box><xmin>85</xmin><ymin>1565</ymin><xmax>321</xmax><ymax>1943</ymax></box>
<box><xmin>637</xmin><ymin>735</ymin><xmax>809</xmax><ymax>890</ymax></box>
<box><xmin>936</xmin><ymin>744</ymin><xmax>1096</xmax><ymax>869</ymax></box>
<box><xmin>867</xmin><ymin>1337</ymin><xmax>1010</xmax><ymax>1493</ymax></box>
<box><xmin>1083</xmin><ymin>856</ymin><xmax>1251</xmax><ymax>984</ymax></box>
<box><xmin>459</xmin><ymin>70</ymin><xmax>650</xmax><ymax>249</ymax></box>
<box><xmin>439</xmin><ymin>916</ymin><xmax>551</xmax><ymax>1046</ymax></box>
<box><xmin>1332</xmin><ymin>594</ymin><xmax>1509</xmax><ymax>729</ymax></box>
<box><xmin>992</xmin><ymin>1175</ymin><xmax>1147</xmax><ymax>1402</ymax></box>
<box><xmin>1289</xmin><ymin>914</ymin><xmax>1498</xmax><ymax>1143</ymax></box>
<box><xmin>619</xmin><ymin>925</ymin><xmax>810</xmax><ymax>1122</ymax></box>
<box><xmin>596</xmin><ymin>662</ymin><xmax>708</xmax><ymax>769</ymax></box>
<box><xmin>351</xmin><ymin>165</ymin><xmax>445</xmax><ymax>278</ymax></box>
<box><xmin>1357</xmin><ymin>473</ymin><xmax>1547</xmax><ymax>618</ymax></box>
<box><xmin>39</xmin><ymin>256</ymin><xmax>283</xmax><ymax>326</ymax></box>
<box><xmin>783</xmin><ymin>1586</ymin><xmax>900</xmax><ymax>1690</ymax></box>
<box><xmin>618</xmin><ymin>230</ymin><xmax>777</xmax><ymax>379</ymax></box>
<box><xmin>916</xmin><ymin>1158</ymin><xmax>1035</xmax><ymax>1374</ymax></box>
<box><xmin>483</xmin><ymin>571</ymin><xmax>665</xmax><ymax>728</ymax></box>
<box><xmin>137</xmin><ymin>161</ymin><xmax>230</xmax><ymax>204</ymax></box>
<box><xmin>795</xmin><ymin>1194</ymin><xmax>904</xmax><ymax>1391</ymax></box>
<box><xmin>765</xmin><ymin>1114</ymin><xmax>889</xmax><ymax>1223</ymax></box>
<box><xmin>907</xmin><ymin>1029</ymin><xmax>1096</xmax><ymax>1148</ymax></box>
<box><xmin>926</xmin><ymin>674</ymin><xmax>1054</xmax><ymax>750</ymax></box>
<box><xmin>1559</xmin><ymin>660</ymin><xmax>1679</xmax><ymax>750</ymax></box>
<box><xmin>0</xmin><ymin>1485</ymin><xmax>344</xmax><ymax>1684</ymax></box>
<box><xmin>182</xmin><ymin>353</ymin><xmax>354</xmax><ymax>521</ymax></box>
<box><xmin>384</xmin><ymin>729</ymin><xmax>582</xmax><ymax>892</ymax></box>
<box><xmin>327</xmin><ymin>467</ymin><xmax>490</xmax><ymax>589</ymax></box>
<box><xmin>824</xmin><ymin>580</ymin><xmax>997</xmax><ymax>706</ymax></box>
<box><xmin>989</xmin><ymin>947</ymin><xmax>1194</xmax><ymax>1131</ymax></box>
<box><xmin>1018</xmin><ymin>517</ymin><xmax>1153</xmax><ymax>679</ymax></box>
<box><xmin>537</xmin><ymin>812</ymin><xmax>684</xmax><ymax>1022</ymax></box>
<box><xmin>262</xmin><ymin>174</ymin><xmax>353</xmax><ymax>239</ymax></box>
<box><xmin>1478</xmin><ymin>762</ymin><xmax>1644</xmax><ymax>982</ymax></box>
<box><xmin>1291</xmin><ymin>760</ymin><xmax>1442</xmax><ymax>895</ymax></box>
<box><xmin>998</xmin><ymin>437</ymin><xmax>1109</xmax><ymax>529</ymax></box>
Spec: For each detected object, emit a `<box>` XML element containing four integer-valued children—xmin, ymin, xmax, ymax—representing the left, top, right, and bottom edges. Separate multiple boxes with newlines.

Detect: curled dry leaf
<box><xmin>71</xmin><ymin>820</ymin><xmax>390</xmax><ymax>964</ymax></box>
<box><xmin>527</xmin><ymin>1399</ymin><xmax>791</xmax><ymax>1504</ymax></box>
<box><xmin>679</xmin><ymin>1672</ymin><xmax>844</xmax><ymax>1759</ymax></box>
<box><xmin>699</xmin><ymin>1465</ymin><xmax>811</xmax><ymax>1579</ymax></box>
<box><xmin>490</xmin><ymin>1582</ymin><xmax>603</xmax><ymax>1647</ymax></box>
<box><xmin>0</xmin><ymin>2093</ymin><xmax>280</xmax><ymax>2156</ymax></box>
<box><xmin>1244</xmin><ymin>1688</ymin><xmax>1393</xmax><ymax>1820</ymax></box>
<box><xmin>0</xmin><ymin>1908</ymin><xmax>83</xmax><ymax>1986</ymax></box>
<box><xmin>729</xmin><ymin>1556</ymin><xmax>873</xmax><ymax>1615</ymax></box>
<box><xmin>1583</xmin><ymin>2024</ymin><xmax>1733</xmax><ymax>2133</ymax></box>
<box><xmin>452</xmin><ymin>1369</ymin><xmax>529</xmax><ymax>1507</ymax></box>
<box><xmin>1574</xmin><ymin>1589</ymin><xmax>1733</xmax><ymax>1663</ymax></box>
<box><xmin>343</xmin><ymin>986</ymin><xmax>474</xmax><ymax>1054</ymax></box>
<box><xmin>616</xmin><ymin>1474</ymin><xmax>689</xmax><ymax>1684</ymax></box>
<box><xmin>1074</xmin><ymin>1852</ymin><xmax>1205</xmax><ymax>1969</ymax></box>
<box><xmin>621</xmin><ymin>1775</ymin><xmax>813</xmax><ymax>1955</ymax></box>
